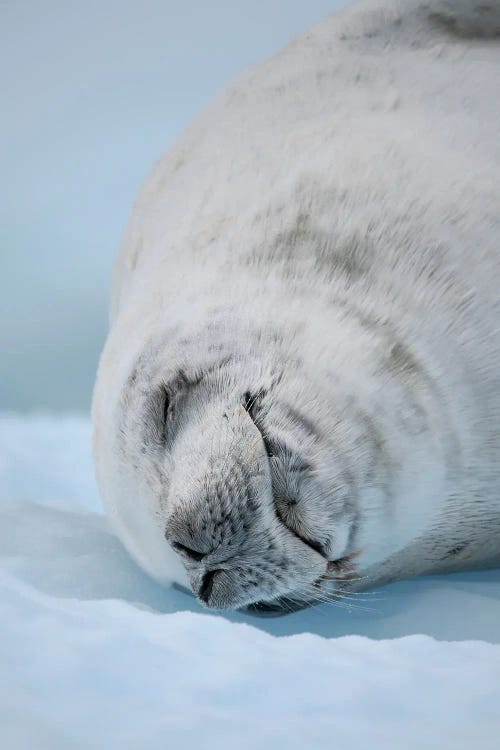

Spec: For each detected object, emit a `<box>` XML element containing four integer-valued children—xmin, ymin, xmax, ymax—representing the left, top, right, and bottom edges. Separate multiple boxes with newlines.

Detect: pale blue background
<box><xmin>1</xmin><ymin>0</ymin><xmax>348</xmax><ymax>411</ymax></box>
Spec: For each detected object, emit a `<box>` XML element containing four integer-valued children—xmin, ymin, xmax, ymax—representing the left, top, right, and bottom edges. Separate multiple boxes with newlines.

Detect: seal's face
<box><xmin>115</xmin><ymin>352</ymin><xmax>357</xmax><ymax>611</ymax></box>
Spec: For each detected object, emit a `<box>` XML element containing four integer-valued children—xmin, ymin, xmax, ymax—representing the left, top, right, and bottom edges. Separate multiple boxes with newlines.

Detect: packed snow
<box><xmin>1</xmin><ymin>415</ymin><xmax>499</xmax><ymax>749</ymax></box>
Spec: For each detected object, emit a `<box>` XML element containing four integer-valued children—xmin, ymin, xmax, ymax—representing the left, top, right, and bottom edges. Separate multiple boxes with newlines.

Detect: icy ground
<box><xmin>1</xmin><ymin>416</ymin><xmax>499</xmax><ymax>749</ymax></box>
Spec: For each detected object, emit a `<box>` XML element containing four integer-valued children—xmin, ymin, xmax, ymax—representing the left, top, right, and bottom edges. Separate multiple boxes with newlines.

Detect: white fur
<box><xmin>93</xmin><ymin>0</ymin><xmax>500</xmax><ymax>601</ymax></box>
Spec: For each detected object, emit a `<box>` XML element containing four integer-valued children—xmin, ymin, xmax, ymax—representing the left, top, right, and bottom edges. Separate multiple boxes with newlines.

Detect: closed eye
<box><xmin>280</xmin><ymin>516</ymin><xmax>329</xmax><ymax>559</ymax></box>
<box><xmin>242</xmin><ymin>392</ymin><xmax>325</xmax><ymax>557</ymax></box>
<box><xmin>158</xmin><ymin>386</ymin><xmax>173</xmax><ymax>446</ymax></box>
<box><xmin>162</xmin><ymin>388</ymin><xmax>171</xmax><ymax>424</ymax></box>
<box><xmin>295</xmin><ymin>532</ymin><xmax>328</xmax><ymax>558</ymax></box>
<box><xmin>272</xmin><ymin>492</ymin><xmax>328</xmax><ymax>559</ymax></box>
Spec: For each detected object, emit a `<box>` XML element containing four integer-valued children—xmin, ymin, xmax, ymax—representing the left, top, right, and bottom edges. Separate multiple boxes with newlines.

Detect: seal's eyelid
<box><xmin>162</xmin><ymin>369</ymin><xmax>200</xmax><ymax>401</ymax></box>
<box><xmin>305</xmin><ymin>537</ymin><xmax>329</xmax><ymax>558</ymax></box>
<box><xmin>162</xmin><ymin>388</ymin><xmax>171</xmax><ymax>423</ymax></box>
<box><xmin>289</xmin><ymin>526</ymin><xmax>329</xmax><ymax>559</ymax></box>
<box><xmin>159</xmin><ymin>370</ymin><xmax>195</xmax><ymax>431</ymax></box>
<box><xmin>159</xmin><ymin>386</ymin><xmax>175</xmax><ymax>446</ymax></box>
<box><xmin>273</xmin><ymin>497</ymin><xmax>329</xmax><ymax>559</ymax></box>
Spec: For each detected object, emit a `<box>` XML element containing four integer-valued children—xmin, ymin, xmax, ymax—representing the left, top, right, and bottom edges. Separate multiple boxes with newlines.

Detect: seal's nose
<box><xmin>167</xmin><ymin>539</ymin><xmax>207</xmax><ymax>563</ymax></box>
<box><xmin>198</xmin><ymin>569</ymin><xmax>223</xmax><ymax>605</ymax></box>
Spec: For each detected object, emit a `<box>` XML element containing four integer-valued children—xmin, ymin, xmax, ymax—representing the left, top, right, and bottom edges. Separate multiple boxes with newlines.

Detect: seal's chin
<box><xmin>241</xmin><ymin>578</ymin><xmax>329</xmax><ymax>617</ymax></box>
<box><xmin>243</xmin><ymin>570</ymin><xmax>347</xmax><ymax>617</ymax></box>
<box><xmin>172</xmin><ymin>581</ymin><xmax>319</xmax><ymax>617</ymax></box>
<box><xmin>242</xmin><ymin>596</ymin><xmax>317</xmax><ymax>617</ymax></box>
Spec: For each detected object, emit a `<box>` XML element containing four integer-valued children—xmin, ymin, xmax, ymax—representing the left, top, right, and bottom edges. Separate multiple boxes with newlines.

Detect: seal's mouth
<box><xmin>173</xmin><ymin>558</ymin><xmax>360</xmax><ymax>618</ymax></box>
<box><xmin>243</xmin><ymin>595</ymin><xmax>317</xmax><ymax>617</ymax></box>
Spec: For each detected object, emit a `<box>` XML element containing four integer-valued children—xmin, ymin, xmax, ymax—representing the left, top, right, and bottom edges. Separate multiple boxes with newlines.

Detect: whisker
<box><xmin>295</xmin><ymin>586</ymin><xmax>380</xmax><ymax>613</ymax></box>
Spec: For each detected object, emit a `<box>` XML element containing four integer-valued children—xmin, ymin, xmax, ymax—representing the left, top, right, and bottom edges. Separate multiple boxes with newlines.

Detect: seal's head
<box><xmin>94</xmin><ymin>320</ymin><xmax>361</xmax><ymax>612</ymax></box>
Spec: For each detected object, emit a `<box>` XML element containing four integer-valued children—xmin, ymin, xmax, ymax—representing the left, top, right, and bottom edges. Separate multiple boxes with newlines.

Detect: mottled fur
<box><xmin>93</xmin><ymin>0</ymin><xmax>500</xmax><ymax>610</ymax></box>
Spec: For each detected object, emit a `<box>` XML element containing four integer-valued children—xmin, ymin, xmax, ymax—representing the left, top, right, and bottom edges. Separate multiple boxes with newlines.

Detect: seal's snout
<box><xmin>163</xmin><ymin>391</ymin><xmax>343</xmax><ymax>609</ymax></box>
<box><xmin>161</xmin><ymin>400</ymin><xmax>278</xmax><ymax>608</ymax></box>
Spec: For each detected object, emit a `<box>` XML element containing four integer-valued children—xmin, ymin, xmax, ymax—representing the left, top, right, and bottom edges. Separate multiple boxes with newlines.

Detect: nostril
<box><xmin>170</xmin><ymin>541</ymin><xmax>206</xmax><ymax>562</ymax></box>
<box><xmin>198</xmin><ymin>569</ymin><xmax>221</xmax><ymax>603</ymax></box>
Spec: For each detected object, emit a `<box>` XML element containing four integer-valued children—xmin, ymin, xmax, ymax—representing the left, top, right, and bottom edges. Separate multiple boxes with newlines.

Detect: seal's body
<box><xmin>93</xmin><ymin>0</ymin><xmax>500</xmax><ymax>610</ymax></box>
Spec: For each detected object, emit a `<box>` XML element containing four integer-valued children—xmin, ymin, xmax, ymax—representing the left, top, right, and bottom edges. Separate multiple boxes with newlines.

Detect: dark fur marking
<box><xmin>443</xmin><ymin>541</ymin><xmax>470</xmax><ymax>559</ymax></box>
<box><xmin>284</xmin><ymin>404</ymin><xmax>322</xmax><ymax>440</ymax></box>
<box><xmin>335</xmin><ymin>300</ymin><xmax>387</xmax><ymax>336</ymax></box>
<box><xmin>427</xmin><ymin>7</ymin><xmax>500</xmax><ymax>39</ymax></box>
<box><xmin>260</xmin><ymin>213</ymin><xmax>372</xmax><ymax>283</ymax></box>
<box><xmin>386</xmin><ymin>341</ymin><xmax>423</xmax><ymax>378</ymax></box>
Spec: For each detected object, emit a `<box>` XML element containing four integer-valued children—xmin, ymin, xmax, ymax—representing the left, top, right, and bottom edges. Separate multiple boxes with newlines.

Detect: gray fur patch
<box><xmin>283</xmin><ymin>404</ymin><xmax>322</xmax><ymax>440</ymax></box>
<box><xmin>385</xmin><ymin>341</ymin><xmax>424</xmax><ymax>379</ymax></box>
<box><xmin>258</xmin><ymin>212</ymin><xmax>373</xmax><ymax>283</ymax></box>
<box><xmin>442</xmin><ymin>541</ymin><xmax>470</xmax><ymax>559</ymax></box>
<box><xmin>427</xmin><ymin>5</ymin><xmax>500</xmax><ymax>39</ymax></box>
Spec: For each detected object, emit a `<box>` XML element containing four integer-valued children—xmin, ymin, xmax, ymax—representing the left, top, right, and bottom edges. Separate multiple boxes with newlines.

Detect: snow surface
<box><xmin>1</xmin><ymin>415</ymin><xmax>499</xmax><ymax>749</ymax></box>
